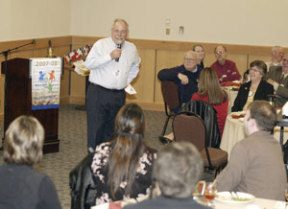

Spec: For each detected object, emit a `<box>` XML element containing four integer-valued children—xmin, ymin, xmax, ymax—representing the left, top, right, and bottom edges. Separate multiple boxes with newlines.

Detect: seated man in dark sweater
<box><xmin>158</xmin><ymin>50</ymin><xmax>202</xmax><ymax>111</ymax></box>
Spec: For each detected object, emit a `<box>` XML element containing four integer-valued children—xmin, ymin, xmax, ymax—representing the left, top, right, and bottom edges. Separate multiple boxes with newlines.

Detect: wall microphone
<box><xmin>115</xmin><ymin>43</ymin><xmax>122</xmax><ymax>62</ymax></box>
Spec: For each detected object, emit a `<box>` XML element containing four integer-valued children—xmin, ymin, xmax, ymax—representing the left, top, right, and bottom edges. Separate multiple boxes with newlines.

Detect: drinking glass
<box><xmin>204</xmin><ymin>182</ymin><xmax>217</xmax><ymax>208</ymax></box>
<box><xmin>285</xmin><ymin>189</ymin><xmax>288</xmax><ymax>201</ymax></box>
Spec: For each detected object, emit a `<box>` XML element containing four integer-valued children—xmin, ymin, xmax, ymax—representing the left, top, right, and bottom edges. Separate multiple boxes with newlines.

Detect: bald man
<box><xmin>158</xmin><ymin>50</ymin><xmax>202</xmax><ymax>112</ymax></box>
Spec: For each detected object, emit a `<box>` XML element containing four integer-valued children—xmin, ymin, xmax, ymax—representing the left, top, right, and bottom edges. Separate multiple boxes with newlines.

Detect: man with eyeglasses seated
<box><xmin>211</xmin><ymin>45</ymin><xmax>241</xmax><ymax>85</ymax></box>
<box><xmin>267</xmin><ymin>54</ymin><xmax>288</xmax><ymax>107</ymax></box>
<box><xmin>266</xmin><ymin>45</ymin><xmax>284</xmax><ymax>73</ymax></box>
<box><xmin>158</xmin><ymin>50</ymin><xmax>202</xmax><ymax>112</ymax></box>
<box><xmin>216</xmin><ymin>101</ymin><xmax>286</xmax><ymax>201</ymax></box>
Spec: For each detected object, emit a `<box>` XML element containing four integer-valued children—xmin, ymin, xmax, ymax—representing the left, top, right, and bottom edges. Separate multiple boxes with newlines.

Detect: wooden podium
<box><xmin>1</xmin><ymin>58</ymin><xmax>59</xmax><ymax>153</ymax></box>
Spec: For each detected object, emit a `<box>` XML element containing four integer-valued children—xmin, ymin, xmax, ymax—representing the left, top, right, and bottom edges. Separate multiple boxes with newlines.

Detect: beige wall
<box><xmin>0</xmin><ymin>0</ymin><xmax>287</xmax><ymax>46</ymax></box>
<box><xmin>70</xmin><ymin>0</ymin><xmax>288</xmax><ymax>46</ymax></box>
<box><xmin>0</xmin><ymin>0</ymin><xmax>70</xmax><ymax>41</ymax></box>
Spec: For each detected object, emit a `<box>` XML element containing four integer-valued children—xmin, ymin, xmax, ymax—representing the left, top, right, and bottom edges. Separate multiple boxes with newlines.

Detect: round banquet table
<box><xmin>220</xmin><ymin>112</ymin><xmax>288</xmax><ymax>157</ymax></box>
<box><xmin>224</xmin><ymin>87</ymin><xmax>238</xmax><ymax>113</ymax></box>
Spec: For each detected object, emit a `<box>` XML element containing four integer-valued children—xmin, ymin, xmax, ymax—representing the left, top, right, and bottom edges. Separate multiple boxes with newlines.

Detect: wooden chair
<box><xmin>172</xmin><ymin>112</ymin><xmax>228</xmax><ymax>176</ymax></box>
<box><xmin>160</xmin><ymin>80</ymin><xmax>180</xmax><ymax>136</ymax></box>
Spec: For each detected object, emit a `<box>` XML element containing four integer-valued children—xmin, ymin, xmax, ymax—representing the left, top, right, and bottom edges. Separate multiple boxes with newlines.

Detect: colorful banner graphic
<box><xmin>30</xmin><ymin>58</ymin><xmax>62</xmax><ymax>110</ymax></box>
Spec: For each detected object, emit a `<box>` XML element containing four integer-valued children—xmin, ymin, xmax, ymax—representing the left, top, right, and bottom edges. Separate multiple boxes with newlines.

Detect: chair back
<box><xmin>69</xmin><ymin>153</ymin><xmax>97</xmax><ymax>209</ymax></box>
<box><xmin>181</xmin><ymin>100</ymin><xmax>221</xmax><ymax>148</ymax></box>
<box><xmin>161</xmin><ymin>81</ymin><xmax>180</xmax><ymax>115</ymax></box>
<box><xmin>173</xmin><ymin>112</ymin><xmax>206</xmax><ymax>151</ymax></box>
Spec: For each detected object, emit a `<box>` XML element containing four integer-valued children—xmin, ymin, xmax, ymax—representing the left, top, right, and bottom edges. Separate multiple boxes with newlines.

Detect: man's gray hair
<box><xmin>153</xmin><ymin>142</ymin><xmax>203</xmax><ymax>198</ymax></box>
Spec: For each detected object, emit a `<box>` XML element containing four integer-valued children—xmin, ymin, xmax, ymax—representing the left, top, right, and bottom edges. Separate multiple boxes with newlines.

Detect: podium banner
<box><xmin>30</xmin><ymin>58</ymin><xmax>62</xmax><ymax>110</ymax></box>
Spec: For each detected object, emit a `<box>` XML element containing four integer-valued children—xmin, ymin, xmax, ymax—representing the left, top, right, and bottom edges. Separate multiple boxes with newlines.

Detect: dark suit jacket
<box><xmin>123</xmin><ymin>196</ymin><xmax>212</xmax><ymax>209</ymax></box>
<box><xmin>231</xmin><ymin>80</ymin><xmax>274</xmax><ymax>112</ymax></box>
<box><xmin>267</xmin><ymin>67</ymin><xmax>288</xmax><ymax>106</ymax></box>
<box><xmin>276</xmin><ymin>76</ymin><xmax>288</xmax><ymax>106</ymax></box>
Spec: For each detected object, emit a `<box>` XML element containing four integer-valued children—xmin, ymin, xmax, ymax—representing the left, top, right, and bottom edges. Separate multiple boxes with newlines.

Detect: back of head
<box><xmin>153</xmin><ymin>142</ymin><xmax>203</xmax><ymax>198</ymax></box>
<box><xmin>114</xmin><ymin>103</ymin><xmax>145</xmax><ymax>140</ymax></box>
<box><xmin>198</xmin><ymin>67</ymin><xmax>226</xmax><ymax>104</ymax></box>
<box><xmin>249</xmin><ymin>101</ymin><xmax>276</xmax><ymax>132</ymax></box>
<box><xmin>3</xmin><ymin>115</ymin><xmax>44</xmax><ymax>165</ymax></box>
<box><xmin>109</xmin><ymin>103</ymin><xmax>146</xmax><ymax>196</ymax></box>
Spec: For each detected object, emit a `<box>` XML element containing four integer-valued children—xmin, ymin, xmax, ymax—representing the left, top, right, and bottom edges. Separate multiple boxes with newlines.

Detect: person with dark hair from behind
<box><xmin>216</xmin><ymin>101</ymin><xmax>286</xmax><ymax>200</ymax></box>
<box><xmin>211</xmin><ymin>45</ymin><xmax>241</xmax><ymax>85</ymax></box>
<box><xmin>91</xmin><ymin>103</ymin><xmax>156</xmax><ymax>205</ymax></box>
<box><xmin>192</xmin><ymin>67</ymin><xmax>228</xmax><ymax>136</ymax></box>
<box><xmin>192</xmin><ymin>44</ymin><xmax>206</xmax><ymax>69</ymax></box>
<box><xmin>231</xmin><ymin>60</ymin><xmax>274</xmax><ymax>112</ymax></box>
<box><xmin>0</xmin><ymin>116</ymin><xmax>62</xmax><ymax>209</ymax></box>
<box><xmin>123</xmin><ymin>142</ymin><xmax>212</xmax><ymax>209</ymax></box>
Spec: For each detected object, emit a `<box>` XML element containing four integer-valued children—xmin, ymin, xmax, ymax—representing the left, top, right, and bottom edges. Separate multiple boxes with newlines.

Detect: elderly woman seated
<box><xmin>232</xmin><ymin>60</ymin><xmax>274</xmax><ymax>112</ymax></box>
<box><xmin>91</xmin><ymin>103</ymin><xmax>156</xmax><ymax>205</ymax></box>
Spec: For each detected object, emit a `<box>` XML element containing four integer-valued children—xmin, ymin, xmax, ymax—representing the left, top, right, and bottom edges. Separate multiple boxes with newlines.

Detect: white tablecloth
<box><xmin>220</xmin><ymin>112</ymin><xmax>288</xmax><ymax>157</ymax></box>
<box><xmin>224</xmin><ymin>87</ymin><xmax>238</xmax><ymax>113</ymax></box>
<box><xmin>214</xmin><ymin>197</ymin><xmax>286</xmax><ymax>209</ymax></box>
<box><xmin>91</xmin><ymin>197</ymin><xmax>287</xmax><ymax>209</ymax></box>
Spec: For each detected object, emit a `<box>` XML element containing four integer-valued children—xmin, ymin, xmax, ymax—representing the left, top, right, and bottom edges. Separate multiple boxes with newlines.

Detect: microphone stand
<box><xmin>0</xmin><ymin>40</ymin><xmax>35</xmax><ymax>75</ymax></box>
<box><xmin>0</xmin><ymin>40</ymin><xmax>35</xmax><ymax>150</ymax></box>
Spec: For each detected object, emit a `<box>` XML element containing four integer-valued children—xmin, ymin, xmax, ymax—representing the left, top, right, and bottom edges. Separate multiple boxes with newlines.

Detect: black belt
<box><xmin>90</xmin><ymin>82</ymin><xmax>124</xmax><ymax>93</ymax></box>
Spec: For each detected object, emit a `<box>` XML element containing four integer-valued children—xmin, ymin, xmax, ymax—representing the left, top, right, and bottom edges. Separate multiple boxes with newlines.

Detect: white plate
<box><xmin>215</xmin><ymin>192</ymin><xmax>255</xmax><ymax>204</ymax></box>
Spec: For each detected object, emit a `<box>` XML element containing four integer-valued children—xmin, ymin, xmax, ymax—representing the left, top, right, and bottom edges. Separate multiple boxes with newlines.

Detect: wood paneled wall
<box><xmin>0</xmin><ymin>36</ymin><xmax>281</xmax><ymax>119</ymax></box>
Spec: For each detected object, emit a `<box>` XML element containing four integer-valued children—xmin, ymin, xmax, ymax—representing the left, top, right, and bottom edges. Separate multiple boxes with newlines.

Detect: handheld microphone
<box><xmin>115</xmin><ymin>43</ymin><xmax>122</xmax><ymax>62</ymax></box>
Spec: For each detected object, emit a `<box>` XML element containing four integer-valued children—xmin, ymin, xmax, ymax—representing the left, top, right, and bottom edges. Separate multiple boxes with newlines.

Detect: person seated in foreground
<box><xmin>267</xmin><ymin>53</ymin><xmax>288</xmax><ymax>107</ymax></box>
<box><xmin>210</xmin><ymin>45</ymin><xmax>241</xmax><ymax>85</ymax></box>
<box><xmin>216</xmin><ymin>101</ymin><xmax>286</xmax><ymax>201</ymax></box>
<box><xmin>91</xmin><ymin>103</ymin><xmax>156</xmax><ymax>205</ymax></box>
<box><xmin>123</xmin><ymin>142</ymin><xmax>212</xmax><ymax>209</ymax></box>
<box><xmin>231</xmin><ymin>60</ymin><xmax>274</xmax><ymax>112</ymax></box>
<box><xmin>158</xmin><ymin>50</ymin><xmax>202</xmax><ymax>112</ymax></box>
<box><xmin>192</xmin><ymin>44</ymin><xmax>206</xmax><ymax>69</ymax></box>
<box><xmin>192</xmin><ymin>67</ymin><xmax>228</xmax><ymax>136</ymax></box>
<box><xmin>0</xmin><ymin>116</ymin><xmax>62</xmax><ymax>209</ymax></box>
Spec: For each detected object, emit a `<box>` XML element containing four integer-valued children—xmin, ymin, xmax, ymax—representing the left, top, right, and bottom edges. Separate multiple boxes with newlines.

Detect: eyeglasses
<box><xmin>184</xmin><ymin>58</ymin><xmax>196</xmax><ymax>62</ymax></box>
<box><xmin>113</xmin><ymin>29</ymin><xmax>127</xmax><ymax>35</ymax></box>
<box><xmin>249</xmin><ymin>68</ymin><xmax>262</xmax><ymax>74</ymax></box>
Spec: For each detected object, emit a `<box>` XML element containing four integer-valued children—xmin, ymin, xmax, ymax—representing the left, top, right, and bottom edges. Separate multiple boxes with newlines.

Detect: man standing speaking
<box><xmin>85</xmin><ymin>18</ymin><xmax>141</xmax><ymax>153</ymax></box>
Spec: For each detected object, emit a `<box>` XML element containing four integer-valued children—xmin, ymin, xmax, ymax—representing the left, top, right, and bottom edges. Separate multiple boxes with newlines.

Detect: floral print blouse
<box><xmin>91</xmin><ymin>142</ymin><xmax>156</xmax><ymax>205</ymax></box>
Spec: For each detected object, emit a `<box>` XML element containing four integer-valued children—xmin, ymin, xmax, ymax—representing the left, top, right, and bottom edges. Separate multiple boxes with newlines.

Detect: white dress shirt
<box><xmin>85</xmin><ymin>37</ymin><xmax>141</xmax><ymax>90</ymax></box>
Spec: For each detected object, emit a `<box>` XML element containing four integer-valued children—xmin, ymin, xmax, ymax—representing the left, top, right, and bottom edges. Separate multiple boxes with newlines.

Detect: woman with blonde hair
<box><xmin>91</xmin><ymin>103</ymin><xmax>156</xmax><ymax>205</ymax></box>
<box><xmin>192</xmin><ymin>67</ymin><xmax>228</xmax><ymax>135</ymax></box>
<box><xmin>0</xmin><ymin>116</ymin><xmax>62</xmax><ymax>209</ymax></box>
